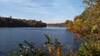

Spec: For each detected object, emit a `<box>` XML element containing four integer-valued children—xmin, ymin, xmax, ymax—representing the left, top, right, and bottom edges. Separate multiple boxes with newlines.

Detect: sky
<box><xmin>0</xmin><ymin>0</ymin><xmax>84</xmax><ymax>23</ymax></box>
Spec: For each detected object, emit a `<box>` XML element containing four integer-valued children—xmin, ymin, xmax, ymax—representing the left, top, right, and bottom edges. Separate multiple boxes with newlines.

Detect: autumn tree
<box><xmin>65</xmin><ymin>0</ymin><xmax>100</xmax><ymax>55</ymax></box>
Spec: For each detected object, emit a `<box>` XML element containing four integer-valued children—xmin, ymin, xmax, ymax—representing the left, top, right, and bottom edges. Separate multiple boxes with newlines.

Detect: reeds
<box><xmin>9</xmin><ymin>34</ymin><xmax>100</xmax><ymax>56</ymax></box>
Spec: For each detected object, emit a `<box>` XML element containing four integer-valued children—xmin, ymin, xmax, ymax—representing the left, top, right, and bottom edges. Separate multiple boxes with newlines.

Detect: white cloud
<box><xmin>43</xmin><ymin>19</ymin><xmax>66</xmax><ymax>23</ymax></box>
<box><xmin>0</xmin><ymin>0</ymin><xmax>84</xmax><ymax>23</ymax></box>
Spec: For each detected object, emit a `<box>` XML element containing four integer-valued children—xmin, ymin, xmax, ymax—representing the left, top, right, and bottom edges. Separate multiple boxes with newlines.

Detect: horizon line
<box><xmin>0</xmin><ymin>15</ymin><xmax>73</xmax><ymax>24</ymax></box>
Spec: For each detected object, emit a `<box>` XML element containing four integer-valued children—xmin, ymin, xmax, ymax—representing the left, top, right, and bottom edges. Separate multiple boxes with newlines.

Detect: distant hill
<box><xmin>47</xmin><ymin>23</ymin><xmax>65</xmax><ymax>27</ymax></box>
<box><xmin>0</xmin><ymin>16</ymin><xmax>47</xmax><ymax>27</ymax></box>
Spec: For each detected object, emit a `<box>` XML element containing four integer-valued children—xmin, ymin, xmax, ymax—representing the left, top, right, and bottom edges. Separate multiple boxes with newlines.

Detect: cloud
<box><xmin>0</xmin><ymin>0</ymin><xmax>84</xmax><ymax>23</ymax></box>
<box><xmin>43</xmin><ymin>19</ymin><xmax>66</xmax><ymax>23</ymax></box>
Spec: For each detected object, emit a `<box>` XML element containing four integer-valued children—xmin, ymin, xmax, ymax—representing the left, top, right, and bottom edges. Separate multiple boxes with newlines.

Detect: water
<box><xmin>0</xmin><ymin>27</ymin><xmax>77</xmax><ymax>55</ymax></box>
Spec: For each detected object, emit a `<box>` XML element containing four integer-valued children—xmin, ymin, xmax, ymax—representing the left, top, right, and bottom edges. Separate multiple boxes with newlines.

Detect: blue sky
<box><xmin>0</xmin><ymin>0</ymin><xmax>84</xmax><ymax>23</ymax></box>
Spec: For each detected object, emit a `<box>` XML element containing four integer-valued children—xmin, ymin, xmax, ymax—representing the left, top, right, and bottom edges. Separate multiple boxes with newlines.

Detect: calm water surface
<box><xmin>0</xmin><ymin>27</ymin><xmax>78</xmax><ymax>55</ymax></box>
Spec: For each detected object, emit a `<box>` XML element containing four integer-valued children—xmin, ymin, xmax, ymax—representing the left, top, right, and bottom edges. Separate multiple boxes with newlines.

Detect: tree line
<box><xmin>0</xmin><ymin>16</ymin><xmax>47</xmax><ymax>27</ymax></box>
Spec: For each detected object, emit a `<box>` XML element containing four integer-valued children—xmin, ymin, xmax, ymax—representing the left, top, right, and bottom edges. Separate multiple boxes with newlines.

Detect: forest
<box><xmin>0</xmin><ymin>16</ymin><xmax>47</xmax><ymax>27</ymax></box>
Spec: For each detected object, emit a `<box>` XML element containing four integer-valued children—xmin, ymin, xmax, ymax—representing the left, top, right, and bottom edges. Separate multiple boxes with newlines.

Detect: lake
<box><xmin>0</xmin><ymin>27</ymin><xmax>78</xmax><ymax>55</ymax></box>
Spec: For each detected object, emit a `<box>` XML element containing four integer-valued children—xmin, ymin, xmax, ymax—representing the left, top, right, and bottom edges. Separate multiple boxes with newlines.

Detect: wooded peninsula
<box><xmin>0</xmin><ymin>16</ymin><xmax>47</xmax><ymax>27</ymax></box>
